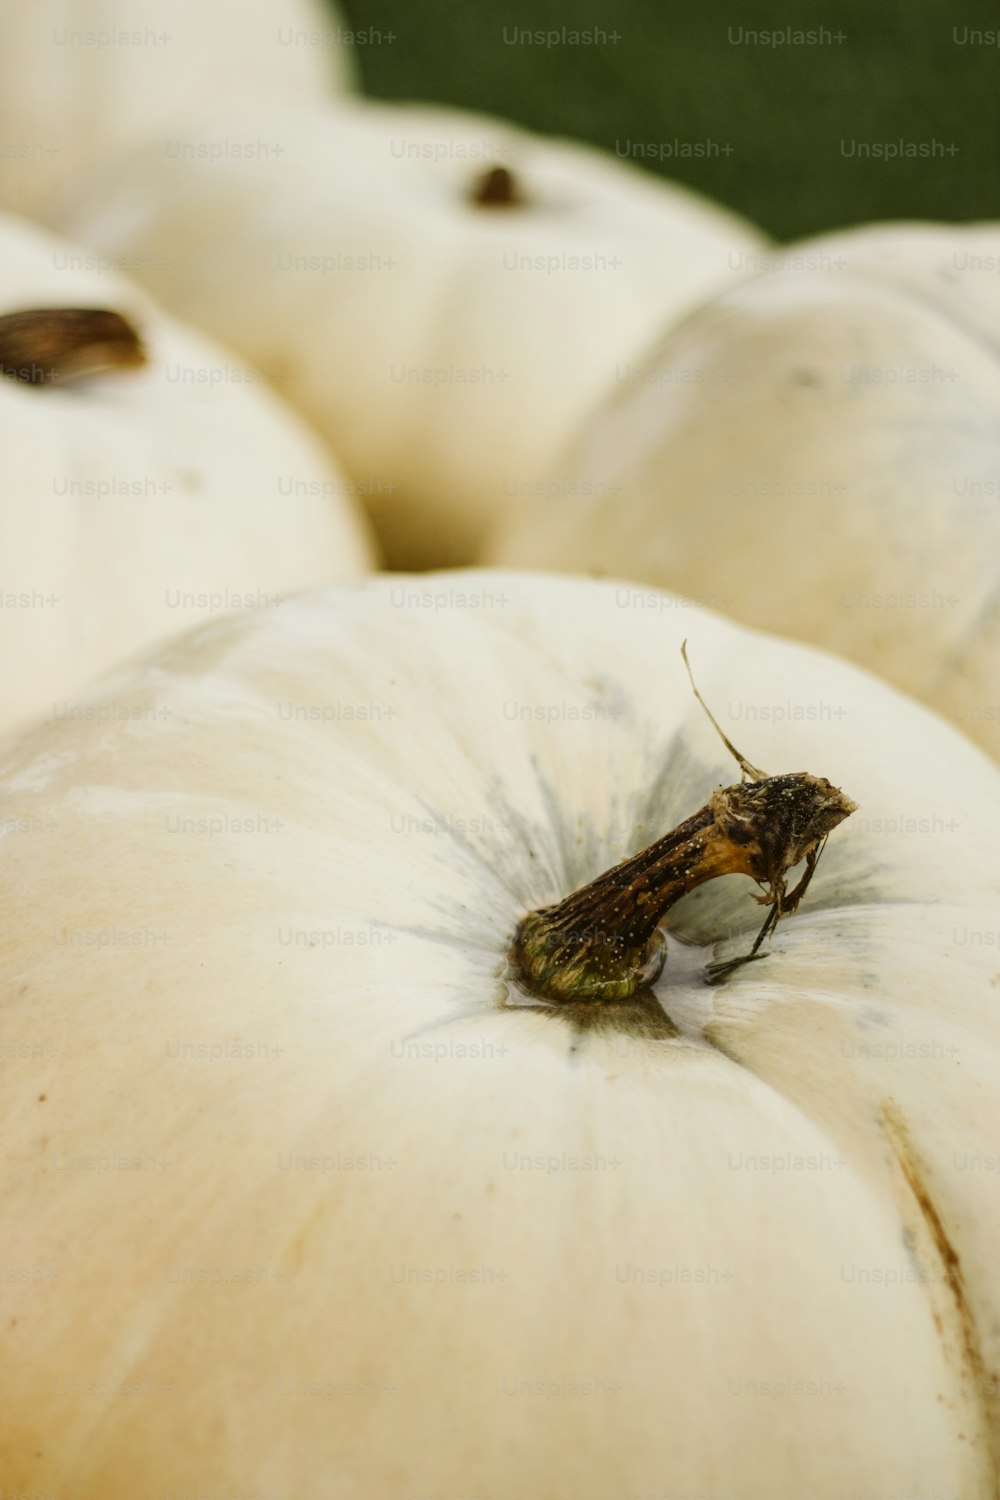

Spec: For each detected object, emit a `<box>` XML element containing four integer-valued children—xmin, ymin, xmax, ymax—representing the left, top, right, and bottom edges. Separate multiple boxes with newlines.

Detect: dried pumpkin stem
<box><xmin>0</xmin><ymin>308</ymin><xmax>146</xmax><ymax>386</ymax></box>
<box><xmin>515</xmin><ymin>772</ymin><xmax>856</xmax><ymax>1002</ymax></box>
<box><xmin>470</xmin><ymin>165</ymin><xmax>522</xmax><ymax>208</ymax></box>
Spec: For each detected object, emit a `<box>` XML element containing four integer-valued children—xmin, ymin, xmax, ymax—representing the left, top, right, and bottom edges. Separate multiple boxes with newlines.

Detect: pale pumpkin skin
<box><xmin>0</xmin><ymin>212</ymin><xmax>375</xmax><ymax>735</ymax></box>
<box><xmin>487</xmin><ymin>222</ymin><xmax>1000</xmax><ymax>760</ymax></box>
<box><xmin>57</xmin><ymin>100</ymin><xmax>769</xmax><ymax>567</ymax></box>
<box><xmin>1</xmin><ymin>572</ymin><xmax>999</xmax><ymax>1499</ymax></box>
<box><xmin>799</xmin><ymin>220</ymin><xmax>1000</xmax><ymax>338</ymax></box>
<box><xmin>0</xmin><ymin>0</ymin><xmax>356</xmax><ymax>221</ymax></box>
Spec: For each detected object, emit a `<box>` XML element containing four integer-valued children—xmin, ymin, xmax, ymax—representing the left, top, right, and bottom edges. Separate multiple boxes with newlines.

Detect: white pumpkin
<box><xmin>0</xmin><ymin>211</ymin><xmax>375</xmax><ymax>735</ymax></box>
<box><xmin>56</xmin><ymin>99</ymin><xmax>769</xmax><ymax>567</ymax></box>
<box><xmin>488</xmin><ymin>221</ymin><xmax>1000</xmax><ymax>760</ymax></box>
<box><xmin>0</xmin><ymin>0</ymin><xmax>356</xmax><ymax>221</ymax></box>
<box><xmin>2</xmin><ymin>570</ymin><xmax>999</xmax><ymax>1499</ymax></box>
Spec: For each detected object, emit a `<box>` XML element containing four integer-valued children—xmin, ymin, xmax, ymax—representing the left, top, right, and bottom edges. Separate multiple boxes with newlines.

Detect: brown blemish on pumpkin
<box><xmin>0</xmin><ymin>307</ymin><xmax>146</xmax><ymax>386</ymax></box>
<box><xmin>281</xmin><ymin>1199</ymin><xmax>327</xmax><ymax>1273</ymax></box>
<box><xmin>881</xmin><ymin>1098</ymin><xmax>999</xmax><ymax>1488</ymax></box>
<box><xmin>470</xmin><ymin>165</ymin><xmax>522</xmax><ymax>209</ymax></box>
<box><xmin>791</xmin><ymin>367</ymin><xmax>825</xmax><ymax>388</ymax></box>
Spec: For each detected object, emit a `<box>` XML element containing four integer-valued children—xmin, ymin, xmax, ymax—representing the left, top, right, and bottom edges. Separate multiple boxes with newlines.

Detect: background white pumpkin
<box><xmin>1</xmin><ymin>571</ymin><xmax>999</xmax><ymax>1499</ymax></box>
<box><xmin>56</xmin><ymin>99</ymin><xmax>769</xmax><ymax>566</ymax></box>
<box><xmin>0</xmin><ymin>0</ymin><xmax>356</xmax><ymax>222</ymax></box>
<box><xmin>488</xmin><ymin>221</ymin><xmax>1000</xmax><ymax>760</ymax></box>
<box><xmin>0</xmin><ymin>211</ymin><xmax>375</xmax><ymax>735</ymax></box>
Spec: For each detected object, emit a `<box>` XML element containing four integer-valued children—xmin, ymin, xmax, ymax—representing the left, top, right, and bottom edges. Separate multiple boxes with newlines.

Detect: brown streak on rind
<box><xmin>881</xmin><ymin>1098</ymin><xmax>999</xmax><ymax>1495</ymax></box>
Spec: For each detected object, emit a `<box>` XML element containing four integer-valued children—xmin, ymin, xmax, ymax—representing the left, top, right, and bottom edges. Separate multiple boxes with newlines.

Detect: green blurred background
<box><xmin>337</xmin><ymin>0</ymin><xmax>1000</xmax><ymax>240</ymax></box>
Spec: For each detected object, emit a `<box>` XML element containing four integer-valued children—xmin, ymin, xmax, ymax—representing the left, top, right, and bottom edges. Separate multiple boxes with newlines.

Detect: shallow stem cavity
<box><xmin>0</xmin><ymin>308</ymin><xmax>146</xmax><ymax>387</ymax></box>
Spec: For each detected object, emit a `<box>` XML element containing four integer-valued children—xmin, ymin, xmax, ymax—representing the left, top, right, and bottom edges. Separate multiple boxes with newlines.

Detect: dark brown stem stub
<box><xmin>470</xmin><ymin>165</ymin><xmax>522</xmax><ymax>208</ymax></box>
<box><xmin>0</xmin><ymin>308</ymin><xmax>146</xmax><ymax>386</ymax></box>
<box><xmin>514</xmin><ymin>773</ymin><xmax>857</xmax><ymax>1003</ymax></box>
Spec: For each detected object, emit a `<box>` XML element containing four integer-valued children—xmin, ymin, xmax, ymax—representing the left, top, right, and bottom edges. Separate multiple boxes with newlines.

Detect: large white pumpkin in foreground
<box><xmin>488</xmin><ymin>221</ymin><xmax>1000</xmax><ymax>759</ymax></box>
<box><xmin>1</xmin><ymin>572</ymin><xmax>999</xmax><ymax>1498</ymax></box>
<box><xmin>0</xmin><ymin>212</ymin><xmax>374</xmax><ymax>734</ymax></box>
<box><xmin>0</xmin><ymin>0</ymin><xmax>356</xmax><ymax>221</ymax></box>
<box><xmin>57</xmin><ymin>100</ymin><xmax>768</xmax><ymax>565</ymax></box>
